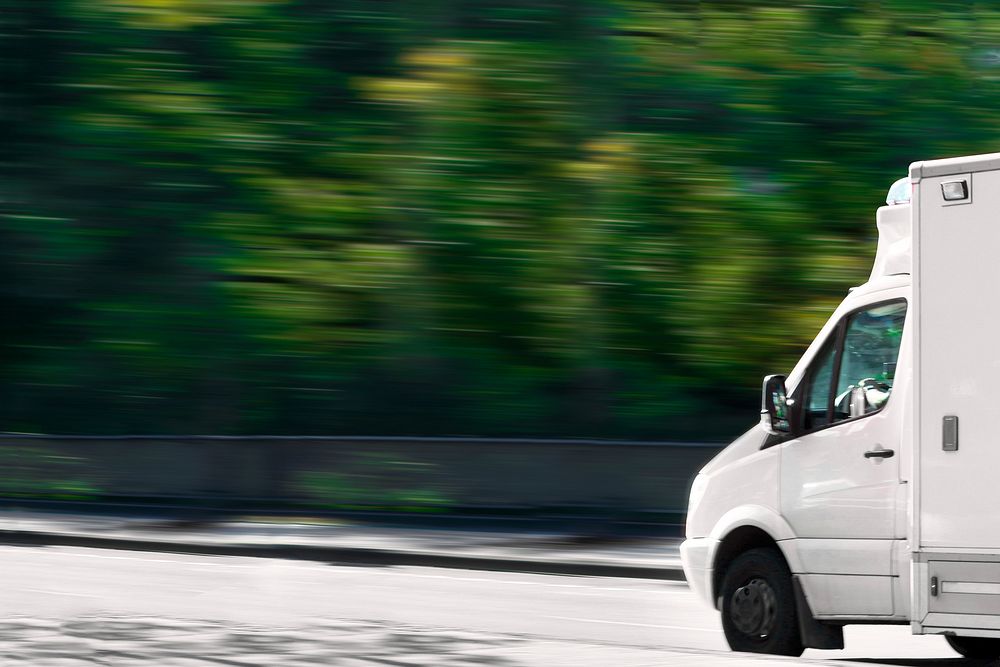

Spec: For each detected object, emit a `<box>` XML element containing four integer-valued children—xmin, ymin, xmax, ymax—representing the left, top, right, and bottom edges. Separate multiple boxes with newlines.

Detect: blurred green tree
<box><xmin>3</xmin><ymin>0</ymin><xmax>1000</xmax><ymax>439</ymax></box>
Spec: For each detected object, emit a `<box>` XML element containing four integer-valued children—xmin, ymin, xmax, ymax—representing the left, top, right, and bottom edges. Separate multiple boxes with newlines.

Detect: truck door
<box><xmin>779</xmin><ymin>298</ymin><xmax>907</xmax><ymax>617</ymax></box>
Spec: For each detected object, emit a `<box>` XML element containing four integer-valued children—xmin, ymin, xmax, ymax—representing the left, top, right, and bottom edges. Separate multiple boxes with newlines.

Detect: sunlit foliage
<box><xmin>3</xmin><ymin>1</ymin><xmax>999</xmax><ymax>438</ymax></box>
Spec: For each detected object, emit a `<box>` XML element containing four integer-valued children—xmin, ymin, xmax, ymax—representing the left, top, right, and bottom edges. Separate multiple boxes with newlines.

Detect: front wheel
<box><xmin>946</xmin><ymin>635</ymin><xmax>1000</xmax><ymax>659</ymax></box>
<box><xmin>719</xmin><ymin>547</ymin><xmax>803</xmax><ymax>656</ymax></box>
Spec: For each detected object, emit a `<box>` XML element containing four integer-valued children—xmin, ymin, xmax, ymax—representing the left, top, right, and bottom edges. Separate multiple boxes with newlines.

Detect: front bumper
<box><xmin>680</xmin><ymin>537</ymin><xmax>718</xmax><ymax>609</ymax></box>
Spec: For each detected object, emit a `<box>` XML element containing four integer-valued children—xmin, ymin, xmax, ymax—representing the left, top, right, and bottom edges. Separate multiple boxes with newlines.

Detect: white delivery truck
<box><xmin>681</xmin><ymin>151</ymin><xmax>1000</xmax><ymax>658</ymax></box>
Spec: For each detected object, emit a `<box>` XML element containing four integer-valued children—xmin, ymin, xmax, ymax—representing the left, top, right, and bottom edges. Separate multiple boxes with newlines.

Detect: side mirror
<box><xmin>761</xmin><ymin>374</ymin><xmax>791</xmax><ymax>435</ymax></box>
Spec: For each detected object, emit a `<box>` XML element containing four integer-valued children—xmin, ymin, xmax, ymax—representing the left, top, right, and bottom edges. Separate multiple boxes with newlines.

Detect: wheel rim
<box><xmin>729</xmin><ymin>577</ymin><xmax>778</xmax><ymax>638</ymax></box>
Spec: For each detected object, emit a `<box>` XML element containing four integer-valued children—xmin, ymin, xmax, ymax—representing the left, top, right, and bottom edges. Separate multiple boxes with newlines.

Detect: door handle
<box><xmin>864</xmin><ymin>448</ymin><xmax>895</xmax><ymax>459</ymax></box>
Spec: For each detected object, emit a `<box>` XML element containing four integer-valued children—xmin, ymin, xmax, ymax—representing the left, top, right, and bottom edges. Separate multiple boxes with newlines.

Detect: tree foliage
<box><xmin>3</xmin><ymin>1</ymin><xmax>999</xmax><ymax>438</ymax></box>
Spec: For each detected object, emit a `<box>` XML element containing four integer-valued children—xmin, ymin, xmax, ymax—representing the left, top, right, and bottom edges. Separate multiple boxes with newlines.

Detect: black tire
<box><xmin>946</xmin><ymin>634</ymin><xmax>1000</xmax><ymax>659</ymax></box>
<box><xmin>719</xmin><ymin>547</ymin><xmax>803</xmax><ymax>656</ymax></box>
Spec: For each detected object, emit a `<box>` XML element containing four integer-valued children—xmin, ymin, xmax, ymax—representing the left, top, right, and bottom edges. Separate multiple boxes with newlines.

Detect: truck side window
<box><xmin>832</xmin><ymin>301</ymin><xmax>906</xmax><ymax>422</ymax></box>
<box><xmin>803</xmin><ymin>339</ymin><xmax>836</xmax><ymax>430</ymax></box>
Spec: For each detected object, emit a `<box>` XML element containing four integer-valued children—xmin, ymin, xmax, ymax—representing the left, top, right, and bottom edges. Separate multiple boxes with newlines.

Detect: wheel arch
<box><xmin>709</xmin><ymin>506</ymin><xmax>800</xmax><ymax>609</ymax></box>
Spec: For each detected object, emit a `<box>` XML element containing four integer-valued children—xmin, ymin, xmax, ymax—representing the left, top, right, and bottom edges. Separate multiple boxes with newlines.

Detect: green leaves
<box><xmin>3</xmin><ymin>1</ymin><xmax>996</xmax><ymax>439</ymax></box>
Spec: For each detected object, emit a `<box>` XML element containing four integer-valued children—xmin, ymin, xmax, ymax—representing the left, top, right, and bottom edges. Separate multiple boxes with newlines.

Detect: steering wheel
<box><xmin>834</xmin><ymin>378</ymin><xmax>893</xmax><ymax>417</ymax></box>
<box><xmin>858</xmin><ymin>377</ymin><xmax>892</xmax><ymax>394</ymax></box>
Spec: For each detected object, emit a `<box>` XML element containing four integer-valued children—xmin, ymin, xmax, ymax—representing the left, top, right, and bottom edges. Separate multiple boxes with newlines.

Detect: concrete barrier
<box><xmin>0</xmin><ymin>435</ymin><xmax>725</xmax><ymax>521</ymax></box>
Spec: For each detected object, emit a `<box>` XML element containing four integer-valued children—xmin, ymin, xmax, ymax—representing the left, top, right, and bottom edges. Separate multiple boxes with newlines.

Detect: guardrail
<box><xmin>0</xmin><ymin>435</ymin><xmax>725</xmax><ymax>526</ymax></box>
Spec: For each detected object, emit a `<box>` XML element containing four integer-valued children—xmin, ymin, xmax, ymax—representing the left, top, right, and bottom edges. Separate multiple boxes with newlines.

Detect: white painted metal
<box><xmin>913</xmin><ymin>163</ymin><xmax>1000</xmax><ymax>550</ymax></box>
<box><xmin>684</xmin><ymin>429</ymin><xmax>781</xmax><ymax>541</ymax></box>
<box><xmin>678</xmin><ymin>537</ymin><xmax>716</xmax><ymax>607</ymax></box>
<box><xmin>869</xmin><ymin>204</ymin><xmax>911</xmax><ymax>281</ymax></box>
<box><xmin>798</xmin><ymin>574</ymin><xmax>895</xmax><ymax>617</ymax></box>
<box><xmin>942</xmin><ymin>582</ymin><xmax>1000</xmax><ymax>595</ymax></box>
<box><xmin>793</xmin><ymin>538</ymin><xmax>894</xmax><ymax>576</ymax></box>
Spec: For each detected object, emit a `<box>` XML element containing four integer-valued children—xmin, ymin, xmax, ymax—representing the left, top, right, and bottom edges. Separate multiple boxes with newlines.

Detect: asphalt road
<box><xmin>0</xmin><ymin>544</ymin><xmax>971</xmax><ymax>666</ymax></box>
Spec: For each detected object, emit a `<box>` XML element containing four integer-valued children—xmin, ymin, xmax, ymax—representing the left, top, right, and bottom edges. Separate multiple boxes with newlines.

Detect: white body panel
<box><xmin>685</xmin><ymin>427</ymin><xmax>783</xmax><ymax>541</ymax></box>
<box><xmin>914</xmin><ymin>165</ymin><xmax>1000</xmax><ymax>549</ymax></box>
<box><xmin>778</xmin><ymin>364</ymin><xmax>904</xmax><ymax>541</ymax></box>
<box><xmin>909</xmin><ymin>154</ymin><xmax>1000</xmax><ymax>633</ymax></box>
<box><xmin>798</xmin><ymin>574</ymin><xmax>895</xmax><ymax>617</ymax></box>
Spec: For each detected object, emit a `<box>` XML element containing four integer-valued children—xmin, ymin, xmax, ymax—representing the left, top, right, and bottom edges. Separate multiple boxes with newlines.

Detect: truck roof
<box><xmin>910</xmin><ymin>150</ymin><xmax>1000</xmax><ymax>179</ymax></box>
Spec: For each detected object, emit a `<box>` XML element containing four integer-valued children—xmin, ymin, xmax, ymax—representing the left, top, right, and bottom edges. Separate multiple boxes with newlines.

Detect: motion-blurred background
<box><xmin>10</xmin><ymin>1</ymin><xmax>998</xmax><ymax>444</ymax></box>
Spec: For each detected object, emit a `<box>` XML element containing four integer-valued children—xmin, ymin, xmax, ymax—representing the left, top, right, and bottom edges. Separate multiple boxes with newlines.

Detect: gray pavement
<box><xmin>0</xmin><ymin>510</ymin><xmax>971</xmax><ymax>665</ymax></box>
<box><xmin>0</xmin><ymin>616</ymin><xmax>941</xmax><ymax>667</ymax></box>
<box><xmin>0</xmin><ymin>508</ymin><xmax>683</xmax><ymax>579</ymax></box>
<box><xmin>0</xmin><ymin>616</ymin><xmax>902</xmax><ymax>666</ymax></box>
<box><xmin>0</xmin><ymin>544</ymin><xmax>961</xmax><ymax>666</ymax></box>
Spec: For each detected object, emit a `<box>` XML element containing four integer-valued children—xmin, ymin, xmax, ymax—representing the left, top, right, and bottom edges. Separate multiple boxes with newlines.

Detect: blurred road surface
<box><xmin>0</xmin><ymin>545</ymin><xmax>966</xmax><ymax>665</ymax></box>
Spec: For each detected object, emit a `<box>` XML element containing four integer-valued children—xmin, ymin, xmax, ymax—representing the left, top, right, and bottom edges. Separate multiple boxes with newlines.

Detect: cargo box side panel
<box><xmin>917</xmin><ymin>166</ymin><xmax>1000</xmax><ymax>551</ymax></box>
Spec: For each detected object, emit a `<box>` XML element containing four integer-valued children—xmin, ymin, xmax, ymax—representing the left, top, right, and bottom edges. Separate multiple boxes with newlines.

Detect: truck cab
<box><xmin>682</xmin><ymin>152</ymin><xmax>1000</xmax><ymax>659</ymax></box>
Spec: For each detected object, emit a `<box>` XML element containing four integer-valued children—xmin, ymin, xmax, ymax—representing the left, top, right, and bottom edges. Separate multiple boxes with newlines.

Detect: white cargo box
<box><xmin>912</xmin><ymin>152</ymin><xmax>1000</xmax><ymax>634</ymax></box>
